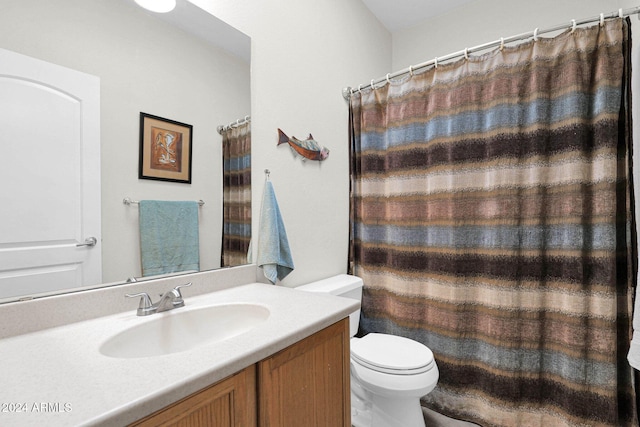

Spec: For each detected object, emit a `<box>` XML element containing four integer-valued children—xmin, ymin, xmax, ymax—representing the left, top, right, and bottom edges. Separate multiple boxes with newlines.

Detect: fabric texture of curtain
<box><xmin>221</xmin><ymin>121</ymin><xmax>251</xmax><ymax>267</ymax></box>
<box><xmin>349</xmin><ymin>18</ymin><xmax>636</xmax><ymax>426</ymax></box>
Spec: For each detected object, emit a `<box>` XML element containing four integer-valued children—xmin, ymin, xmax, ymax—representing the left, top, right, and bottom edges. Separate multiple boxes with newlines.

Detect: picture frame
<box><xmin>139</xmin><ymin>112</ymin><xmax>193</xmax><ymax>184</ymax></box>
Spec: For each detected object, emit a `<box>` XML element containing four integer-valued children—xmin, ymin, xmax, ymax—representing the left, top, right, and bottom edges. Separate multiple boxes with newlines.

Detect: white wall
<box><xmin>0</xmin><ymin>0</ymin><xmax>250</xmax><ymax>283</ymax></box>
<box><xmin>190</xmin><ymin>0</ymin><xmax>392</xmax><ymax>286</ymax></box>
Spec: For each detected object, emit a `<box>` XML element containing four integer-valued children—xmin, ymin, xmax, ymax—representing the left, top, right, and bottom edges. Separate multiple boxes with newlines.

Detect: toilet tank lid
<box><xmin>296</xmin><ymin>274</ymin><xmax>363</xmax><ymax>295</ymax></box>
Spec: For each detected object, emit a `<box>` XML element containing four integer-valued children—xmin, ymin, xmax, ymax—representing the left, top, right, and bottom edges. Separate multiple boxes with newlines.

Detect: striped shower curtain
<box><xmin>221</xmin><ymin>121</ymin><xmax>251</xmax><ymax>267</ymax></box>
<box><xmin>349</xmin><ymin>19</ymin><xmax>636</xmax><ymax>427</ymax></box>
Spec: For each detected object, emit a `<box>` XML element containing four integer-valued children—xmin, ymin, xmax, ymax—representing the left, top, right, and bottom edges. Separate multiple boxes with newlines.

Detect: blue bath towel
<box><xmin>139</xmin><ymin>200</ymin><xmax>200</xmax><ymax>277</ymax></box>
<box><xmin>257</xmin><ymin>181</ymin><xmax>294</xmax><ymax>284</ymax></box>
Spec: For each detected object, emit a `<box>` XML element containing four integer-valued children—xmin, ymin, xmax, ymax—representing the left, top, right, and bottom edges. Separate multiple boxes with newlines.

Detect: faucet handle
<box><xmin>125</xmin><ymin>292</ymin><xmax>155</xmax><ymax>316</ymax></box>
<box><xmin>168</xmin><ymin>283</ymin><xmax>192</xmax><ymax>309</ymax></box>
<box><xmin>173</xmin><ymin>282</ymin><xmax>192</xmax><ymax>298</ymax></box>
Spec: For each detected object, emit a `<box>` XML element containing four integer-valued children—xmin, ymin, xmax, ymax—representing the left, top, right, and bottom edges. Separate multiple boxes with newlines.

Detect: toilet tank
<box><xmin>296</xmin><ymin>274</ymin><xmax>363</xmax><ymax>337</ymax></box>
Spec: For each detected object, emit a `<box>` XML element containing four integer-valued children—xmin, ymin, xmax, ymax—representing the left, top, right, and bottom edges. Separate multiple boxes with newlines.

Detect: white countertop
<box><xmin>0</xmin><ymin>283</ymin><xmax>358</xmax><ymax>426</ymax></box>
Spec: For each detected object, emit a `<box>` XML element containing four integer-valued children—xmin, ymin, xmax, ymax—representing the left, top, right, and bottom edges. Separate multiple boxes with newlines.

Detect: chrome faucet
<box><xmin>126</xmin><ymin>282</ymin><xmax>192</xmax><ymax>316</ymax></box>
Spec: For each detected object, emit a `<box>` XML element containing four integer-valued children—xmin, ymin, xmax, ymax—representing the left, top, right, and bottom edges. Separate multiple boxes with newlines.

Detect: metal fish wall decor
<box><xmin>277</xmin><ymin>128</ymin><xmax>329</xmax><ymax>161</ymax></box>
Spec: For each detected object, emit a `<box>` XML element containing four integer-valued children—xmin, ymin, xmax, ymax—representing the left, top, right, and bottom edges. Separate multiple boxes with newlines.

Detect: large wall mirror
<box><xmin>0</xmin><ymin>0</ymin><xmax>251</xmax><ymax>302</ymax></box>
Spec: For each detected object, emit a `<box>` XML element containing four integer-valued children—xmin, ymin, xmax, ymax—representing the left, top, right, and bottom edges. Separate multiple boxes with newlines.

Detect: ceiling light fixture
<box><xmin>134</xmin><ymin>0</ymin><xmax>176</xmax><ymax>13</ymax></box>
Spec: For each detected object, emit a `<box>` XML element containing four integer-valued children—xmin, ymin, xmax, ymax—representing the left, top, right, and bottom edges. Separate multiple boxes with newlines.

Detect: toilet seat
<box><xmin>351</xmin><ymin>333</ymin><xmax>435</xmax><ymax>375</ymax></box>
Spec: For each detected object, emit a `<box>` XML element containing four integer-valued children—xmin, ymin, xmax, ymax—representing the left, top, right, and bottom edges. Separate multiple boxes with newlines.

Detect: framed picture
<box><xmin>139</xmin><ymin>112</ymin><xmax>193</xmax><ymax>183</ymax></box>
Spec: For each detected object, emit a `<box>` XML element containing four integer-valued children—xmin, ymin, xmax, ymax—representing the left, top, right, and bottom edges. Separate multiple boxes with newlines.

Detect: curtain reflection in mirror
<box><xmin>221</xmin><ymin>121</ymin><xmax>252</xmax><ymax>267</ymax></box>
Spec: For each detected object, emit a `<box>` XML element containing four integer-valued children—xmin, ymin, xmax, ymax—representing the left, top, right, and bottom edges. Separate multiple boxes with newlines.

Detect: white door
<box><xmin>0</xmin><ymin>48</ymin><xmax>101</xmax><ymax>300</ymax></box>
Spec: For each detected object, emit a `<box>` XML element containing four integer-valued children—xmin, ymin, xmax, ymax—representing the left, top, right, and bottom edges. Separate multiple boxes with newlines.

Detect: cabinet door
<box><xmin>131</xmin><ymin>365</ymin><xmax>256</xmax><ymax>427</ymax></box>
<box><xmin>258</xmin><ymin>318</ymin><xmax>350</xmax><ymax>427</ymax></box>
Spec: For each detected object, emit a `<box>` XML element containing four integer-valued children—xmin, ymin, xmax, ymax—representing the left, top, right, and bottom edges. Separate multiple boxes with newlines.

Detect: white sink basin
<box><xmin>99</xmin><ymin>304</ymin><xmax>270</xmax><ymax>358</ymax></box>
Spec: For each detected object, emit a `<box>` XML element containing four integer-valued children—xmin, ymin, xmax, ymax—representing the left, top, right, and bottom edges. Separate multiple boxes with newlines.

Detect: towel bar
<box><xmin>123</xmin><ymin>197</ymin><xmax>205</xmax><ymax>206</ymax></box>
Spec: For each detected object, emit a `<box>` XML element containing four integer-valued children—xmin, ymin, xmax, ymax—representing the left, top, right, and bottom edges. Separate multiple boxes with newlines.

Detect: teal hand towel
<box><xmin>257</xmin><ymin>181</ymin><xmax>294</xmax><ymax>284</ymax></box>
<box><xmin>139</xmin><ymin>200</ymin><xmax>200</xmax><ymax>276</ymax></box>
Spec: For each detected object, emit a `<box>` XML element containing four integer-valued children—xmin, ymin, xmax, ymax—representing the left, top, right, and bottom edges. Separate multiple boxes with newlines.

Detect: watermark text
<box><xmin>1</xmin><ymin>402</ymin><xmax>72</xmax><ymax>413</ymax></box>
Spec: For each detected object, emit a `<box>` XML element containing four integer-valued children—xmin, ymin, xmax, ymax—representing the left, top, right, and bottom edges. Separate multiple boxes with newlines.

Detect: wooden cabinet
<box><xmin>130</xmin><ymin>318</ymin><xmax>350</xmax><ymax>427</ymax></box>
<box><xmin>258</xmin><ymin>318</ymin><xmax>350</xmax><ymax>427</ymax></box>
<box><xmin>130</xmin><ymin>365</ymin><xmax>256</xmax><ymax>427</ymax></box>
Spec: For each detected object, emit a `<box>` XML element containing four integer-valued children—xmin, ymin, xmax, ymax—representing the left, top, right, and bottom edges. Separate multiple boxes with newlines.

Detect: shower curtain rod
<box><xmin>217</xmin><ymin>115</ymin><xmax>251</xmax><ymax>134</ymax></box>
<box><xmin>342</xmin><ymin>5</ymin><xmax>640</xmax><ymax>100</ymax></box>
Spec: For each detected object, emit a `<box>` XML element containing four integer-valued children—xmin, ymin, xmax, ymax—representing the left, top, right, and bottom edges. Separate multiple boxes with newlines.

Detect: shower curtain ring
<box><xmin>409</xmin><ymin>65</ymin><xmax>414</xmax><ymax>76</ymax></box>
<box><xmin>533</xmin><ymin>27</ymin><xmax>539</xmax><ymax>41</ymax></box>
<box><xmin>600</xmin><ymin>13</ymin><xmax>605</xmax><ymax>27</ymax></box>
<box><xmin>386</xmin><ymin>73</ymin><xmax>391</xmax><ymax>85</ymax></box>
<box><xmin>499</xmin><ymin>37</ymin><xmax>505</xmax><ymax>51</ymax></box>
<box><xmin>464</xmin><ymin>48</ymin><xmax>469</xmax><ymax>60</ymax></box>
<box><xmin>570</xmin><ymin>19</ymin><xmax>576</xmax><ymax>34</ymax></box>
<box><xmin>434</xmin><ymin>57</ymin><xmax>438</xmax><ymax>68</ymax></box>
<box><xmin>371</xmin><ymin>79</ymin><xmax>376</xmax><ymax>89</ymax></box>
<box><xmin>619</xmin><ymin>8</ymin><xmax>623</xmax><ymax>18</ymax></box>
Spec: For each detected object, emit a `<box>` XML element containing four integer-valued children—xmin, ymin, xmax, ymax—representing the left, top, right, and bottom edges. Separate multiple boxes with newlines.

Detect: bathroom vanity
<box><xmin>132</xmin><ymin>319</ymin><xmax>349</xmax><ymax>426</ymax></box>
<box><xmin>0</xmin><ymin>266</ymin><xmax>357</xmax><ymax>426</ymax></box>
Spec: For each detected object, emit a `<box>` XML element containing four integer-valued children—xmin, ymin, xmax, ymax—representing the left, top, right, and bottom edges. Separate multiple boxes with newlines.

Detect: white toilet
<box><xmin>298</xmin><ymin>274</ymin><xmax>439</xmax><ymax>427</ymax></box>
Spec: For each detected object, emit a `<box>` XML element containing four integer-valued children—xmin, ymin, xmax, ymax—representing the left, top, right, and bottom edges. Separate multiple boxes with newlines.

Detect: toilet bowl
<box><xmin>297</xmin><ymin>274</ymin><xmax>439</xmax><ymax>427</ymax></box>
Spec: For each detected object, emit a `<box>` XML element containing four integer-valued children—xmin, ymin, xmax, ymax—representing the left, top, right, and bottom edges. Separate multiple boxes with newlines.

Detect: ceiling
<box><xmin>362</xmin><ymin>0</ymin><xmax>477</xmax><ymax>32</ymax></box>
